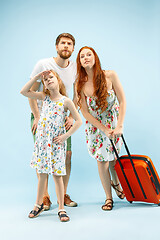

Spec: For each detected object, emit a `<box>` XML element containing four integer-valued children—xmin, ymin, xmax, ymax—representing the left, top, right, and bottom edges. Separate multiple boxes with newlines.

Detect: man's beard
<box><xmin>58</xmin><ymin>50</ymin><xmax>72</xmax><ymax>59</ymax></box>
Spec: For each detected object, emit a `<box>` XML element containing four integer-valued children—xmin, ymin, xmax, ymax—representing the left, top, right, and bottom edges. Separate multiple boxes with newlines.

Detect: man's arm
<box><xmin>65</xmin><ymin>81</ymin><xmax>78</xmax><ymax>130</ymax></box>
<box><xmin>28</xmin><ymin>81</ymin><xmax>41</xmax><ymax>134</ymax></box>
<box><xmin>72</xmin><ymin>81</ymin><xmax>78</xmax><ymax>109</ymax></box>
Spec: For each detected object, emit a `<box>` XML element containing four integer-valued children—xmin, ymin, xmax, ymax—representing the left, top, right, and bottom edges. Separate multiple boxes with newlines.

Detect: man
<box><xmin>29</xmin><ymin>33</ymin><xmax>77</xmax><ymax>210</ymax></box>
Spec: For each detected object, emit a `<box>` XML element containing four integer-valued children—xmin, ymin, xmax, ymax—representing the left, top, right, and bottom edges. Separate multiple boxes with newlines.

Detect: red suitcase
<box><xmin>110</xmin><ymin>135</ymin><xmax>160</xmax><ymax>205</ymax></box>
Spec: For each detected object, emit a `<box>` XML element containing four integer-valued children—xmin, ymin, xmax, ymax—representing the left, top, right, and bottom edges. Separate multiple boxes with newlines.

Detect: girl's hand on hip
<box><xmin>53</xmin><ymin>134</ymin><xmax>67</xmax><ymax>144</ymax></box>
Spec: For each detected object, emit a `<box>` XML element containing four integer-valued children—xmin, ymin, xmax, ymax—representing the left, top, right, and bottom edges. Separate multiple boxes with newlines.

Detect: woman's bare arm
<box><xmin>109</xmin><ymin>70</ymin><xmax>126</xmax><ymax>136</ymax></box>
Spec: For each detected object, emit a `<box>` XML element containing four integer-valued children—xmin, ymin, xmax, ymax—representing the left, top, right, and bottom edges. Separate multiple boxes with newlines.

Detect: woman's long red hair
<box><xmin>76</xmin><ymin>46</ymin><xmax>108</xmax><ymax>112</ymax></box>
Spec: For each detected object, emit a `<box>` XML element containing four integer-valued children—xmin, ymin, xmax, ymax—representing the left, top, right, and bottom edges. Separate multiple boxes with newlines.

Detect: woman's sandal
<box><xmin>58</xmin><ymin>209</ymin><xmax>70</xmax><ymax>222</ymax></box>
<box><xmin>28</xmin><ymin>203</ymin><xmax>44</xmax><ymax>218</ymax></box>
<box><xmin>111</xmin><ymin>180</ymin><xmax>125</xmax><ymax>199</ymax></box>
<box><xmin>102</xmin><ymin>199</ymin><xmax>113</xmax><ymax>211</ymax></box>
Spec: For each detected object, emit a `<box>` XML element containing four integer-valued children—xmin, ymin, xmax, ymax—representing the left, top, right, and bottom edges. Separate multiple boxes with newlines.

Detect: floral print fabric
<box><xmin>85</xmin><ymin>90</ymin><xmax>122</xmax><ymax>162</ymax></box>
<box><xmin>30</xmin><ymin>95</ymin><xmax>67</xmax><ymax>175</ymax></box>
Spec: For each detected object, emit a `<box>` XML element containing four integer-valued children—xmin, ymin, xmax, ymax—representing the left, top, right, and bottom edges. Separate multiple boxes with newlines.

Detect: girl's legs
<box><xmin>36</xmin><ymin>170</ymin><xmax>50</xmax><ymax>197</ymax></box>
<box><xmin>53</xmin><ymin>175</ymin><xmax>69</xmax><ymax>221</ymax></box>
<box><xmin>43</xmin><ymin>175</ymin><xmax>49</xmax><ymax>197</ymax></box>
<box><xmin>97</xmin><ymin>161</ymin><xmax>113</xmax><ymax>210</ymax></box>
<box><xmin>36</xmin><ymin>170</ymin><xmax>51</xmax><ymax>210</ymax></box>
<box><xmin>109</xmin><ymin>160</ymin><xmax>125</xmax><ymax>199</ymax></box>
<box><xmin>29</xmin><ymin>173</ymin><xmax>48</xmax><ymax>218</ymax></box>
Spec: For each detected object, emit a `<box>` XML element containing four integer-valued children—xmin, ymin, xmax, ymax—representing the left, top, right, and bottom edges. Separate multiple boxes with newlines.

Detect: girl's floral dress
<box><xmin>30</xmin><ymin>95</ymin><xmax>67</xmax><ymax>175</ymax></box>
<box><xmin>85</xmin><ymin>90</ymin><xmax>122</xmax><ymax>162</ymax></box>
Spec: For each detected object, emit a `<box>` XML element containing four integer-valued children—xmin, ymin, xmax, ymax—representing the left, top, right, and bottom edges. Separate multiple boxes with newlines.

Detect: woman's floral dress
<box><xmin>30</xmin><ymin>95</ymin><xmax>67</xmax><ymax>175</ymax></box>
<box><xmin>85</xmin><ymin>90</ymin><xmax>122</xmax><ymax>162</ymax></box>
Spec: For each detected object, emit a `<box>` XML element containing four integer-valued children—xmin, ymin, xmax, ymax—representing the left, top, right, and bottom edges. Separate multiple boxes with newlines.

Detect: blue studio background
<box><xmin>1</xmin><ymin>0</ymin><xmax>160</xmax><ymax>240</ymax></box>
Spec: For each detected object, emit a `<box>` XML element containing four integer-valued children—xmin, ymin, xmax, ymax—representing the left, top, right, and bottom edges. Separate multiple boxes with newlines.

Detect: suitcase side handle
<box><xmin>110</xmin><ymin>134</ymin><xmax>147</xmax><ymax>199</ymax></box>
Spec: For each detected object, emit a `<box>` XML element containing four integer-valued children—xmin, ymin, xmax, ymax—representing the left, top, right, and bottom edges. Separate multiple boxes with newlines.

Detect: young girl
<box><xmin>76</xmin><ymin>46</ymin><xmax>126</xmax><ymax>211</ymax></box>
<box><xmin>20</xmin><ymin>70</ymin><xmax>82</xmax><ymax>222</ymax></box>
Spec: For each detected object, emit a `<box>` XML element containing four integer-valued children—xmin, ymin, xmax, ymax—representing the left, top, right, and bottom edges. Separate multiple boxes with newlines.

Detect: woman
<box><xmin>76</xmin><ymin>47</ymin><xmax>126</xmax><ymax>210</ymax></box>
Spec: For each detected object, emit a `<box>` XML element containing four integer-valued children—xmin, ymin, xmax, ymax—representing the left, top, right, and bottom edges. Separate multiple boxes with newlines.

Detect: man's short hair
<box><xmin>55</xmin><ymin>33</ymin><xmax>75</xmax><ymax>46</ymax></box>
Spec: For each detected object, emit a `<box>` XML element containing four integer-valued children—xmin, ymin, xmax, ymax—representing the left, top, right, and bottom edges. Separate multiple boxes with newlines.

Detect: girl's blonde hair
<box><xmin>42</xmin><ymin>70</ymin><xmax>67</xmax><ymax>96</ymax></box>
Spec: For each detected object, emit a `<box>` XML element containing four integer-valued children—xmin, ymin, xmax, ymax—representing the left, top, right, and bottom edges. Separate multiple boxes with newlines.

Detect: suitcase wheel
<box><xmin>129</xmin><ymin>201</ymin><xmax>133</xmax><ymax>204</ymax></box>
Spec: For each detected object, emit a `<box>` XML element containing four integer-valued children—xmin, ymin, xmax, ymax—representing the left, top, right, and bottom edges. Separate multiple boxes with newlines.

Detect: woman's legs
<box><xmin>109</xmin><ymin>160</ymin><xmax>119</xmax><ymax>184</ymax></box>
<box><xmin>29</xmin><ymin>173</ymin><xmax>48</xmax><ymax>218</ymax></box>
<box><xmin>53</xmin><ymin>175</ymin><xmax>69</xmax><ymax>221</ymax></box>
<box><xmin>97</xmin><ymin>160</ymin><xmax>113</xmax><ymax>210</ymax></box>
<box><xmin>109</xmin><ymin>160</ymin><xmax>125</xmax><ymax>199</ymax></box>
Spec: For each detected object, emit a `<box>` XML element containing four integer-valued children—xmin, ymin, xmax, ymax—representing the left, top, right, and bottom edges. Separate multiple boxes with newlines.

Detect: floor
<box><xmin>1</xmin><ymin>183</ymin><xmax>159</xmax><ymax>240</ymax></box>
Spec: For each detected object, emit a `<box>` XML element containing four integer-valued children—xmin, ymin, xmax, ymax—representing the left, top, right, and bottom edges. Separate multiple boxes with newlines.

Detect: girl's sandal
<box><xmin>28</xmin><ymin>203</ymin><xmax>44</xmax><ymax>218</ymax></box>
<box><xmin>102</xmin><ymin>199</ymin><xmax>113</xmax><ymax>211</ymax></box>
<box><xmin>58</xmin><ymin>209</ymin><xmax>70</xmax><ymax>222</ymax></box>
<box><xmin>111</xmin><ymin>180</ymin><xmax>125</xmax><ymax>199</ymax></box>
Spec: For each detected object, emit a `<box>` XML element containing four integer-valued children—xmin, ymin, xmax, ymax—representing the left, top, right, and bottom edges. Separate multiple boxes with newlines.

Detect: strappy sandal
<box><xmin>58</xmin><ymin>209</ymin><xmax>70</xmax><ymax>222</ymax></box>
<box><xmin>28</xmin><ymin>203</ymin><xmax>44</xmax><ymax>218</ymax></box>
<box><xmin>102</xmin><ymin>199</ymin><xmax>113</xmax><ymax>211</ymax></box>
<box><xmin>111</xmin><ymin>180</ymin><xmax>125</xmax><ymax>199</ymax></box>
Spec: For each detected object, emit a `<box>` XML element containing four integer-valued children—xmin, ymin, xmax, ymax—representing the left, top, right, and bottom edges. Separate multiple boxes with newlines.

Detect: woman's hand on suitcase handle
<box><xmin>110</xmin><ymin>126</ymin><xmax>123</xmax><ymax>138</ymax></box>
<box><xmin>104</xmin><ymin>128</ymin><xmax>113</xmax><ymax>138</ymax></box>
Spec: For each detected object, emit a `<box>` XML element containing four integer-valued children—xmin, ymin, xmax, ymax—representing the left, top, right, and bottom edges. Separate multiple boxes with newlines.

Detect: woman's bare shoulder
<box><xmin>103</xmin><ymin>70</ymin><xmax>116</xmax><ymax>88</ymax></box>
<box><xmin>104</xmin><ymin>70</ymin><xmax>117</xmax><ymax>78</ymax></box>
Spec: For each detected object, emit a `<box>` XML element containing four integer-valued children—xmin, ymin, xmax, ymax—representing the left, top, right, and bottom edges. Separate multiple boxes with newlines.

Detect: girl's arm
<box><xmin>20</xmin><ymin>72</ymin><xmax>46</xmax><ymax>100</ymax></box>
<box><xmin>80</xmin><ymin>91</ymin><xmax>111</xmax><ymax>137</ymax></box>
<box><xmin>109</xmin><ymin>70</ymin><xmax>126</xmax><ymax>136</ymax></box>
<box><xmin>53</xmin><ymin>98</ymin><xmax>82</xmax><ymax>144</ymax></box>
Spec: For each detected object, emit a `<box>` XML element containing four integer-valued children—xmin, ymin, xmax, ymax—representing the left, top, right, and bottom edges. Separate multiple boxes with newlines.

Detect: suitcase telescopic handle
<box><xmin>110</xmin><ymin>136</ymin><xmax>135</xmax><ymax>198</ymax></box>
<box><xmin>110</xmin><ymin>134</ymin><xmax>147</xmax><ymax>199</ymax></box>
